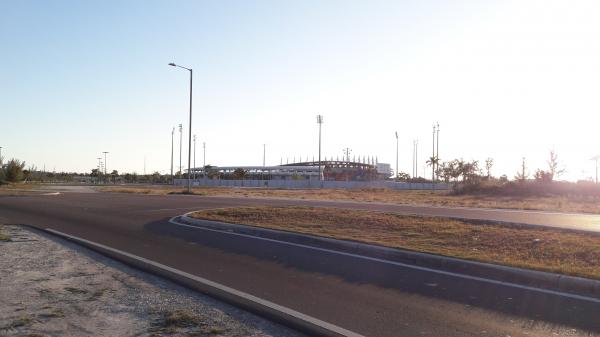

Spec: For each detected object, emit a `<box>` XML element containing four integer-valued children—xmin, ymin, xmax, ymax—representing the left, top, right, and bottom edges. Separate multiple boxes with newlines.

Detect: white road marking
<box><xmin>168</xmin><ymin>216</ymin><xmax>600</xmax><ymax>304</ymax></box>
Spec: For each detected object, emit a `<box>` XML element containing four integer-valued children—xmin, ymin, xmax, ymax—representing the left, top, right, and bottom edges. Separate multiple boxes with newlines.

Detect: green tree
<box><xmin>233</xmin><ymin>168</ymin><xmax>247</xmax><ymax>180</ymax></box>
<box><xmin>4</xmin><ymin>159</ymin><xmax>26</xmax><ymax>182</ymax></box>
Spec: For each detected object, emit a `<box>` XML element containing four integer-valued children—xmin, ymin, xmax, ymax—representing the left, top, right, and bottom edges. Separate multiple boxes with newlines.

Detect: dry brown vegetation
<box><xmin>101</xmin><ymin>185</ymin><xmax>600</xmax><ymax>214</ymax></box>
<box><xmin>190</xmin><ymin>206</ymin><xmax>600</xmax><ymax>280</ymax></box>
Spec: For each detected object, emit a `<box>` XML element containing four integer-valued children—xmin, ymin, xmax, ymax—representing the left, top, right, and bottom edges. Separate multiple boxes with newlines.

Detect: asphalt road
<box><xmin>1</xmin><ymin>191</ymin><xmax>600</xmax><ymax>337</ymax></box>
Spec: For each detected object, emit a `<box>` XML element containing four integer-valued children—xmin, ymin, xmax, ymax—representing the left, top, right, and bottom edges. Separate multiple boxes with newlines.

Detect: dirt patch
<box><xmin>190</xmin><ymin>206</ymin><xmax>600</xmax><ymax>280</ymax></box>
<box><xmin>0</xmin><ymin>225</ymin><xmax>302</xmax><ymax>337</ymax></box>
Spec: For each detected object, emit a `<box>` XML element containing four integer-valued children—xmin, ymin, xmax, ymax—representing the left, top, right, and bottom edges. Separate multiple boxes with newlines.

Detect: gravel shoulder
<box><xmin>0</xmin><ymin>225</ymin><xmax>303</xmax><ymax>337</ymax></box>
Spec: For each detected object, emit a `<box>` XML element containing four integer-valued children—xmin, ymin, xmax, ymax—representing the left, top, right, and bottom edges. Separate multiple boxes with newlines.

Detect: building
<box><xmin>190</xmin><ymin>159</ymin><xmax>392</xmax><ymax>181</ymax></box>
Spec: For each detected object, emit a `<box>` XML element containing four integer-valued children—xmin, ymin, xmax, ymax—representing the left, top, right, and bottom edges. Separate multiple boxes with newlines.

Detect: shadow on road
<box><xmin>144</xmin><ymin>219</ymin><xmax>600</xmax><ymax>333</ymax></box>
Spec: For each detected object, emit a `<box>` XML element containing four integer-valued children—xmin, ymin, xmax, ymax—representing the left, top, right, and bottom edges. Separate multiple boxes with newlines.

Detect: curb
<box><xmin>180</xmin><ymin>214</ymin><xmax>600</xmax><ymax>300</ymax></box>
<box><xmin>27</xmin><ymin>226</ymin><xmax>364</xmax><ymax>337</ymax></box>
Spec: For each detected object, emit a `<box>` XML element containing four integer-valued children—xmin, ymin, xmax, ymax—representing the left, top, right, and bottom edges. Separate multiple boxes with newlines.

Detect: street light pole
<box><xmin>263</xmin><ymin>144</ymin><xmax>266</xmax><ymax>167</ymax></box>
<box><xmin>317</xmin><ymin>115</ymin><xmax>323</xmax><ymax>182</ymax></box>
<box><xmin>203</xmin><ymin>142</ymin><xmax>206</xmax><ymax>168</ymax></box>
<box><xmin>178</xmin><ymin>123</ymin><xmax>183</xmax><ymax>179</ymax></box>
<box><xmin>193</xmin><ymin>134</ymin><xmax>197</xmax><ymax>180</ymax></box>
<box><xmin>171</xmin><ymin>127</ymin><xmax>174</xmax><ymax>184</ymax></box>
<box><xmin>169</xmin><ymin>62</ymin><xmax>193</xmax><ymax>193</ymax></box>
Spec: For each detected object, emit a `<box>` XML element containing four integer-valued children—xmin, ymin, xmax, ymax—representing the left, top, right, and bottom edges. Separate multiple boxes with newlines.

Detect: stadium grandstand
<box><xmin>189</xmin><ymin>157</ymin><xmax>392</xmax><ymax>181</ymax></box>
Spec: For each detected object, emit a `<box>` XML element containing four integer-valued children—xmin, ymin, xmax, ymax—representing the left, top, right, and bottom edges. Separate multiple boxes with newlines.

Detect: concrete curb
<box><xmin>180</xmin><ymin>214</ymin><xmax>600</xmax><ymax>300</ymax></box>
<box><xmin>28</xmin><ymin>226</ymin><xmax>364</xmax><ymax>337</ymax></box>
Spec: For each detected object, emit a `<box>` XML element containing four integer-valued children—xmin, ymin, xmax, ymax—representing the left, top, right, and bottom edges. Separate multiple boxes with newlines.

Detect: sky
<box><xmin>1</xmin><ymin>0</ymin><xmax>600</xmax><ymax>180</ymax></box>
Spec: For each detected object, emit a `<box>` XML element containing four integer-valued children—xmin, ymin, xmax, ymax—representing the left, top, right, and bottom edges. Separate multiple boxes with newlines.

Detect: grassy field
<box><xmin>190</xmin><ymin>206</ymin><xmax>600</xmax><ymax>280</ymax></box>
<box><xmin>101</xmin><ymin>185</ymin><xmax>600</xmax><ymax>214</ymax></box>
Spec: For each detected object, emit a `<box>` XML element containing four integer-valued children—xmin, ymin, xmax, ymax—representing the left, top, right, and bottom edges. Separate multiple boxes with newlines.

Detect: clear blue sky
<box><xmin>2</xmin><ymin>1</ymin><xmax>599</xmax><ymax>180</ymax></box>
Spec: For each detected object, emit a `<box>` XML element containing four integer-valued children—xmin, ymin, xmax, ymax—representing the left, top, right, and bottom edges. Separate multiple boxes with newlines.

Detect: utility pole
<box><xmin>193</xmin><ymin>134</ymin><xmax>197</xmax><ymax>180</ymax></box>
<box><xmin>592</xmin><ymin>155</ymin><xmax>600</xmax><ymax>183</ymax></box>
<box><xmin>179</xmin><ymin>123</ymin><xmax>183</xmax><ymax>178</ymax></box>
<box><xmin>395</xmin><ymin>132</ymin><xmax>398</xmax><ymax>179</ymax></box>
<box><xmin>171</xmin><ymin>127</ymin><xmax>175</xmax><ymax>184</ymax></box>
<box><xmin>263</xmin><ymin>144</ymin><xmax>266</xmax><ymax>167</ymax></box>
<box><xmin>317</xmin><ymin>115</ymin><xmax>323</xmax><ymax>182</ymax></box>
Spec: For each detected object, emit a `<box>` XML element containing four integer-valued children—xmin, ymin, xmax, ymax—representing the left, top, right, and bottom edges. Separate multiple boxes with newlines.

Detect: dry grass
<box><xmin>101</xmin><ymin>185</ymin><xmax>600</xmax><ymax>214</ymax></box>
<box><xmin>0</xmin><ymin>225</ymin><xmax>10</xmax><ymax>242</ymax></box>
<box><xmin>190</xmin><ymin>206</ymin><xmax>600</xmax><ymax>280</ymax></box>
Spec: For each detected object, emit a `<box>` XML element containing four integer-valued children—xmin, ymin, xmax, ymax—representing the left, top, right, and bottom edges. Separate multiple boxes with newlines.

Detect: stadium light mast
<box><xmin>169</xmin><ymin>62</ymin><xmax>193</xmax><ymax>194</ymax></box>
<box><xmin>395</xmin><ymin>132</ymin><xmax>398</xmax><ymax>179</ymax></box>
<box><xmin>436</xmin><ymin>122</ymin><xmax>440</xmax><ymax>177</ymax></box>
<box><xmin>592</xmin><ymin>155</ymin><xmax>600</xmax><ymax>184</ymax></box>
<box><xmin>103</xmin><ymin>151</ymin><xmax>109</xmax><ymax>176</ymax></box>
<box><xmin>432</xmin><ymin>124</ymin><xmax>436</xmax><ymax>191</ymax></box>
<box><xmin>317</xmin><ymin>115</ymin><xmax>324</xmax><ymax>182</ymax></box>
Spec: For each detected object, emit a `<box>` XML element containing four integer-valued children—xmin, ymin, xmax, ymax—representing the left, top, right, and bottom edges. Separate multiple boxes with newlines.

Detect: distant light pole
<box><xmin>203</xmin><ymin>142</ymin><xmax>206</xmax><ymax>168</ymax></box>
<box><xmin>395</xmin><ymin>132</ymin><xmax>398</xmax><ymax>179</ymax></box>
<box><xmin>171</xmin><ymin>127</ymin><xmax>175</xmax><ymax>184</ymax></box>
<box><xmin>592</xmin><ymin>155</ymin><xmax>600</xmax><ymax>184</ymax></box>
<box><xmin>193</xmin><ymin>134</ymin><xmax>197</xmax><ymax>180</ymax></box>
<box><xmin>263</xmin><ymin>144</ymin><xmax>266</xmax><ymax>167</ymax></box>
<box><xmin>178</xmin><ymin>123</ymin><xmax>183</xmax><ymax>178</ymax></box>
<box><xmin>103</xmin><ymin>151</ymin><xmax>109</xmax><ymax>175</ymax></box>
<box><xmin>317</xmin><ymin>115</ymin><xmax>324</xmax><ymax>182</ymax></box>
<box><xmin>169</xmin><ymin>62</ymin><xmax>193</xmax><ymax>193</ymax></box>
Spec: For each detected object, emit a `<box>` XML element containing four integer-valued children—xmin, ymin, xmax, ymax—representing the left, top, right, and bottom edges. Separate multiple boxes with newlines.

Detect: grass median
<box><xmin>190</xmin><ymin>206</ymin><xmax>600</xmax><ymax>280</ymax></box>
<box><xmin>101</xmin><ymin>186</ymin><xmax>600</xmax><ymax>214</ymax></box>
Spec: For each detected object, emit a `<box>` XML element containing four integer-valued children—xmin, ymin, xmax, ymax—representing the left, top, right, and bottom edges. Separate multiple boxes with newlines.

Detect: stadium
<box><xmin>190</xmin><ymin>158</ymin><xmax>392</xmax><ymax>182</ymax></box>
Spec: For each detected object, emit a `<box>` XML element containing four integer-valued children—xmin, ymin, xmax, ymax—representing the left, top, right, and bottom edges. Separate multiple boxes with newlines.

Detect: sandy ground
<box><xmin>0</xmin><ymin>225</ymin><xmax>303</xmax><ymax>337</ymax></box>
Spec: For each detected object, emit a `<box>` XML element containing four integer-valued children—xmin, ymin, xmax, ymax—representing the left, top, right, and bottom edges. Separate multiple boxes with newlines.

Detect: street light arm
<box><xmin>169</xmin><ymin>62</ymin><xmax>192</xmax><ymax>71</ymax></box>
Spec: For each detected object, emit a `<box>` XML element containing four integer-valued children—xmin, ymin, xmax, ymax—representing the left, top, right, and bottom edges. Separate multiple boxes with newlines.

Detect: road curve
<box><xmin>1</xmin><ymin>192</ymin><xmax>599</xmax><ymax>337</ymax></box>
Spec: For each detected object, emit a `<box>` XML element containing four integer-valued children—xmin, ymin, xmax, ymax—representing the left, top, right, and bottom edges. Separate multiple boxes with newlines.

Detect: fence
<box><xmin>173</xmin><ymin>178</ymin><xmax>449</xmax><ymax>190</ymax></box>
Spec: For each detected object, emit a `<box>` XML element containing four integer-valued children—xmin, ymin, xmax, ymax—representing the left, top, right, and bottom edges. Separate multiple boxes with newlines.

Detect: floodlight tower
<box><xmin>103</xmin><ymin>151</ymin><xmax>109</xmax><ymax>175</ymax></box>
<box><xmin>592</xmin><ymin>155</ymin><xmax>600</xmax><ymax>184</ymax></box>
<box><xmin>395</xmin><ymin>132</ymin><xmax>398</xmax><ymax>179</ymax></box>
<box><xmin>317</xmin><ymin>115</ymin><xmax>324</xmax><ymax>182</ymax></box>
